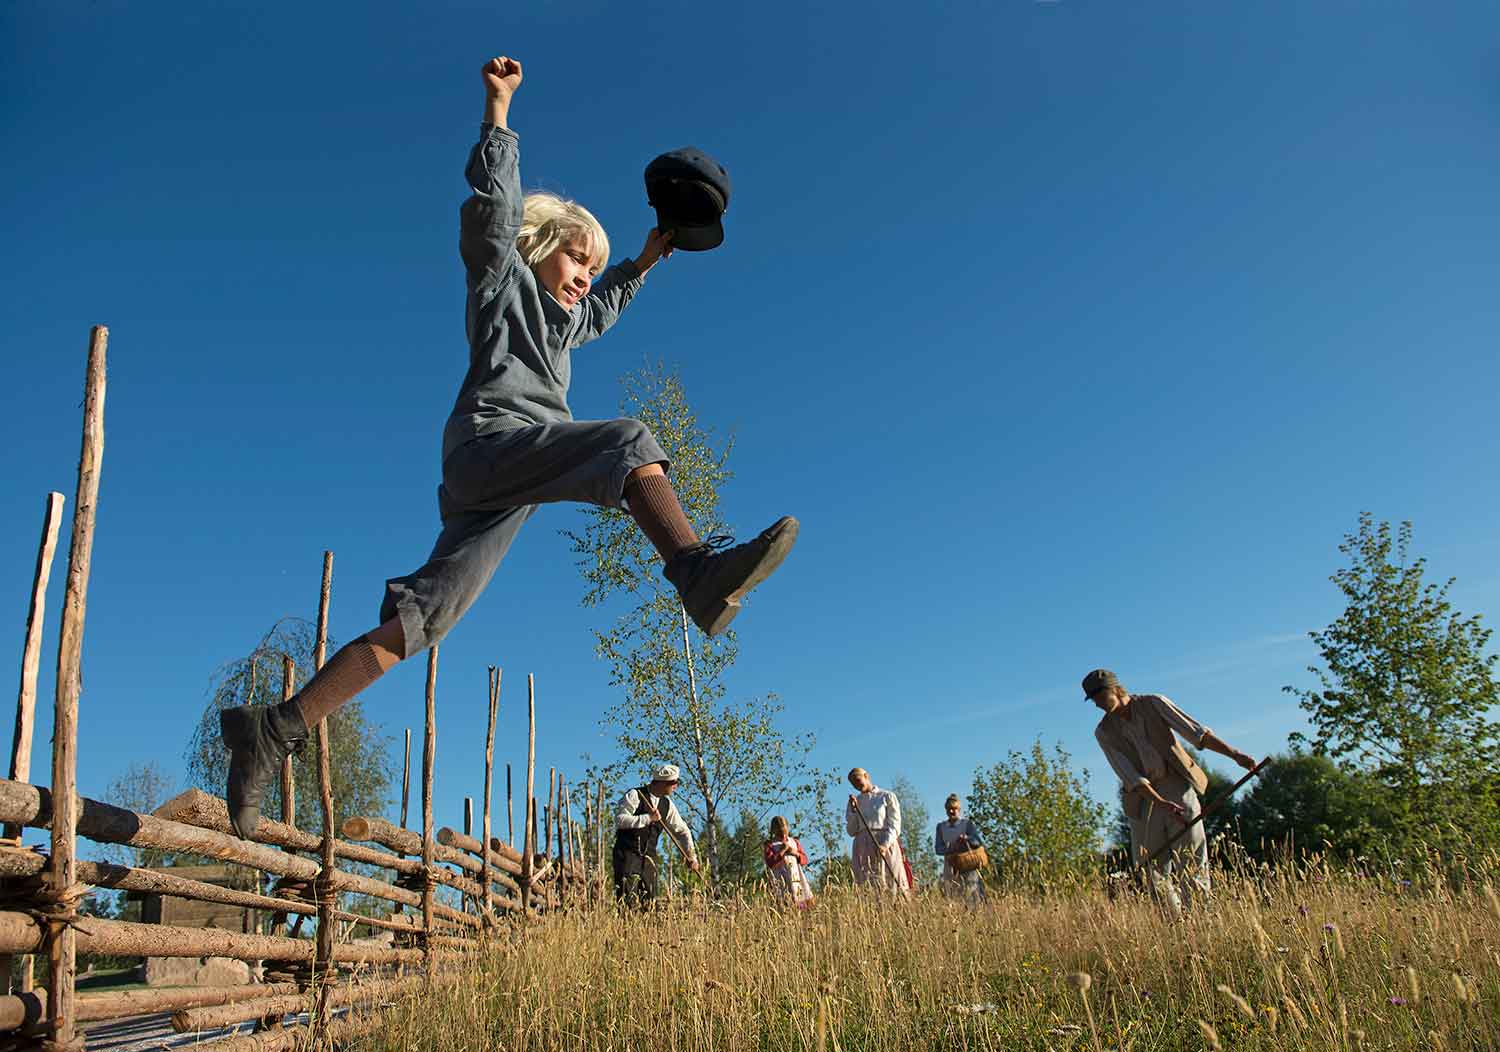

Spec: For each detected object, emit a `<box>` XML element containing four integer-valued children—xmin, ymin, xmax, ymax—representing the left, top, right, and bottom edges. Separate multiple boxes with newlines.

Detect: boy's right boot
<box><xmin>664</xmin><ymin>515</ymin><xmax>799</xmax><ymax>637</ymax></box>
<box><xmin>221</xmin><ymin>701</ymin><xmax>309</xmax><ymax>839</ymax></box>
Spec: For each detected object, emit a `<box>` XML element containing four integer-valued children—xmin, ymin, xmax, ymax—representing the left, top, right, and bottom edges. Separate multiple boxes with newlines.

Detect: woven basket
<box><xmin>950</xmin><ymin>844</ymin><xmax>989</xmax><ymax>874</ymax></box>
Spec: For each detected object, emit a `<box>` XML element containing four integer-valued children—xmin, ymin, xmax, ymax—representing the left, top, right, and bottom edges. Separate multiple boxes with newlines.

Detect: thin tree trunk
<box><xmin>679</xmin><ymin>602</ymin><xmax>718</xmax><ymax>877</ymax></box>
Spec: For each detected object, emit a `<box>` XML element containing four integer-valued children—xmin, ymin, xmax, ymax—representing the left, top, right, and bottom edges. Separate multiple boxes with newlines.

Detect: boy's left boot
<box><xmin>221</xmin><ymin>701</ymin><xmax>309</xmax><ymax>839</ymax></box>
<box><xmin>664</xmin><ymin>515</ymin><xmax>799</xmax><ymax>637</ymax></box>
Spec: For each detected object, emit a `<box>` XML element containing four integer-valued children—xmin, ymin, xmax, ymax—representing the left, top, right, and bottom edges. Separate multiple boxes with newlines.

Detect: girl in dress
<box><xmin>763</xmin><ymin>815</ymin><xmax>814</xmax><ymax>909</ymax></box>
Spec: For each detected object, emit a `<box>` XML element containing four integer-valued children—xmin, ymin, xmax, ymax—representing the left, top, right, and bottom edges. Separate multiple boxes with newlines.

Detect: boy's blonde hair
<box><xmin>517</xmin><ymin>192</ymin><xmax>610</xmax><ymax>272</ymax></box>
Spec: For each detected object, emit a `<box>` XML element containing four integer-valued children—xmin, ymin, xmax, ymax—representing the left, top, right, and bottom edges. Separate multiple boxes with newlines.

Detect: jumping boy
<box><xmin>219</xmin><ymin>55</ymin><xmax>797</xmax><ymax>838</ymax></box>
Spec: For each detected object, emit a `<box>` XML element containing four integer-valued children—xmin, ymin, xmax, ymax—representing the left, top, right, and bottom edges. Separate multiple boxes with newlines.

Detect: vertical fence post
<box><xmin>312</xmin><ymin>552</ymin><xmax>337</xmax><ymax>1032</ymax></box>
<box><xmin>521</xmin><ymin>675</ymin><xmax>535</xmax><ymax>913</ymax></box>
<box><xmin>279</xmin><ymin>657</ymin><xmax>297</xmax><ymax>829</ymax></box>
<box><xmin>7</xmin><ymin>492</ymin><xmax>64</xmax><ymax>843</ymax></box>
<box><xmin>506</xmin><ymin>764</ymin><xmax>513</xmax><ymax>848</ymax></box>
<box><xmin>400</xmin><ymin>728</ymin><xmax>412</xmax><ymax>831</ymax></box>
<box><xmin>597</xmin><ymin>781</ymin><xmax>606</xmax><ymax>906</ymax></box>
<box><xmin>47</xmin><ymin>324</ymin><xmax>107</xmax><ymax>1051</ymax></box>
<box><xmin>421</xmin><ymin>648</ymin><xmax>438</xmax><ymax>960</ymax></box>
<box><xmin>544</xmin><ymin>768</ymin><xmax>555</xmax><ymax>866</ymax></box>
<box><xmin>5</xmin><ymin>491</ymin><xmax>64</xmax><ymax>993</ymax></box>
<box><xmin>482</xmin><ymin>668</ymin><xmax>500</xmax><ymax>923</ymax></box>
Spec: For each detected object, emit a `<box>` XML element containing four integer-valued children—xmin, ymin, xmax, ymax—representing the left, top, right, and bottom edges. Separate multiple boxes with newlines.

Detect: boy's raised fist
<box><xmin>483</xmin><ymin>56</ymin><xmax>523</xmax><ymax>99</ymax></box>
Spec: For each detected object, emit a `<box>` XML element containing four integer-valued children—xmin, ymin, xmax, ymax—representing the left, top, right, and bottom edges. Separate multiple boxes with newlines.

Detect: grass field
<box><xmin>356</xmin><ymin>860</ymin><xmax>1499</xmax><ymax>1052</ymax></box>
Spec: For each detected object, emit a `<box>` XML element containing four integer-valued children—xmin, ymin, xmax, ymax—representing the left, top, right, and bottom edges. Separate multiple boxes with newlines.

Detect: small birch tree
<box><xmin>565</xmin><ymin>362</ymin><xmax>822</xmax><ymax>879</ymax></box>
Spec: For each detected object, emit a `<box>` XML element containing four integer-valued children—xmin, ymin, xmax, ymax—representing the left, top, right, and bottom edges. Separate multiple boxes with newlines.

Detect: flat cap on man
<box><xmin>653</xmin><ymin>763</ymin><xmax>681</xmax><ymax>783</ymax></box>
<box><xmin>1081</xmin><ymin>668</ymin><xmax>1120</xmax><ymax>699</ymax></box>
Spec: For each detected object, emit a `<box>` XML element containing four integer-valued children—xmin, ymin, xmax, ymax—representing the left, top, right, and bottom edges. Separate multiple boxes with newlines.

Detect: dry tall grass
<box><xmin>356</xmin><ymin>862</ymin><xmax>1500</xmax><ymax>1051</ymax></box>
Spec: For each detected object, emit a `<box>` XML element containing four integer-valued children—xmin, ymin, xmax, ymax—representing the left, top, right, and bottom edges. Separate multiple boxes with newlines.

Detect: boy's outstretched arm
<box><xmin>482</xmin><ymin>56</ymin><xmax>522</xmax><ymax>128</ymax></box>
<box><xmin>572</xmin><ymin>228</ymin><xmax>674</xmax><ymax>347</ymax></box>
<box><xmin>461</xmin><ymin>56</ymin><xmax>525</xmax><ymax>294</ymax></box>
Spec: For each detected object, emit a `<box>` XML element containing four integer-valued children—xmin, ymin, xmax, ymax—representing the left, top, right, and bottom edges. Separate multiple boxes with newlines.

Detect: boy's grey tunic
<box><xmin>381</xmin><ymin>124</ymin><xmax>667</xmax><ymax>658</ymax></box>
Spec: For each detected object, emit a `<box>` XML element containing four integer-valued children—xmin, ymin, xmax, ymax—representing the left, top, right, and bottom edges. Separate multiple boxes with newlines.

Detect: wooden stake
<box><xmin>5</xmin><ymin>491</ymin><xmax>63</xmax><ymax>994</ymax></box>
<box><xmin>312</xmin><ymin>552</ymin><xmax>336</xmax><ymax>1028</ymax></box>
<box><xmin>399</xmin><ymin>728</ymin><xmax>411</xmax><ymax>831</ymax></box>
<box><xmin>597</xmin><ymin>780</ymin><xmax>606</xmax><ymax>904</ymax></box>
<box><xmin>6</xmin><ymin>492</ymin><xmax>64</xmax><ymax>842</ymax></box>
<box><xmin>521</xmin><ymin>675</ymin><xmax>535</xmax><ymax>912</ymax></box>
<box><xmin>48</xmin><ymin>324</ymin><xmax>106</xmax><ymax>1051</ymax></box>
<box><xmin>545</xmin><ymin>767</ymin><xmax>555</xmax><ymax>860</ymax></box>
<box><xmin>482</xmin><ymin>667</ymin><xmax>500</xmax><ymax>920</ymax></box>
<box><xmin>506</xmin><ymin>763</ymin><xmax>513</xmax><ymax>847</ymax></box>
<box><xmin>463</xmin><ymin>797</ymin><xmax>473</xmax><ymax>838</ymax></box>
<box><xmin>279</xmin><ymin>657</ymin><xmax>296</xmax><ymax>829</ymax></box>
<box><xmin>421</xmin><ymin>648</ymin><xmax>438</xmax><ymax>958</ymax></box>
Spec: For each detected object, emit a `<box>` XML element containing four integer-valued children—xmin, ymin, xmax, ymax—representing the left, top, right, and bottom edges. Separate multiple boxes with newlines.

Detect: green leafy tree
<box><xmin>968</xmin><ymin>740</ymin><xmax>1106</xmax><ymax>889</ymax></box>
<box><xmin>1287</xmin><ymin>514</ymin><xmax>1500</xmax><ymax>857</ymax></box>
<box><xmin>566</xmin><ymin>362</ymin><xmax>824</xmax><ymax>880</ymax></box>
<box><xmin>185</xmin><ymin>618</ymin><xmax>393</xmax><ymax>834</ymax></box>
<box><xmin>1234</xmin><ymin>751</ymin><xmax>1387</xmax><ymax>861</ymax></box>
<box><xmin>101</xmin><ymin>761</ymin><xmax>178</xmax><ymax>868</ymax></box>
<box><xmin>715</xmin><ymin>810</ymin><xmax>768</xmax><ymax>890</ymax></box>
<box><xmin>889</xmin><ymin>774</ymin><xmax>938</xmax><ymax>888</ymax></box>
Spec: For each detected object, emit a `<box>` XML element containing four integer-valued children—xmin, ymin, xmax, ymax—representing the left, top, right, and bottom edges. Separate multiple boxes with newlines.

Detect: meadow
<box><xmin>355</xmin><ymin>856</ymin><xmax>1500</xmax><ymax>1052</ymax></box>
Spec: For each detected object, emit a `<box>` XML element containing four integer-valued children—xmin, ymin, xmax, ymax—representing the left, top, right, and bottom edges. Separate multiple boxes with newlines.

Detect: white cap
<box><xmin>653</xmin><ymin>763</ymin><xmax>681</xmax><ymax>783</ymax></box>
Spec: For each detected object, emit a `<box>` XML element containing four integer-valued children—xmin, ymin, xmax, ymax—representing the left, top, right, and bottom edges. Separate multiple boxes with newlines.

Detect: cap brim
<box><xmin>655</xmin><ymin>215</ymin><xmax>724</xmax><ymax>252</ymax></box>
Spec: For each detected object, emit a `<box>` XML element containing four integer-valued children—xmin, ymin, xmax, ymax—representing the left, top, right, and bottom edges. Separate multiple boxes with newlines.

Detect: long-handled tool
<box><xmin>1140</xmin><ymin>758</ymin><xmax>1271</xmax><ymax>870</ymax></box>
<box><xmin>636</xmin><ymin>790</ymin><xmax>704</xmax><ymax>890</ymax></box>
<box><xmin>848</xmin><ymin>794</ymin><xmax>904</xmax><ymax>889</ymax></box>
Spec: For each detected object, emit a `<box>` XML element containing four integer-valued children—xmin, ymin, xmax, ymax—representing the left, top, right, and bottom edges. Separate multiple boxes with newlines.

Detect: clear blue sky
<box><xmin>4</xmin><ymin>2</ymin><xmax>1498</xmax><ymax>852</ymax></box>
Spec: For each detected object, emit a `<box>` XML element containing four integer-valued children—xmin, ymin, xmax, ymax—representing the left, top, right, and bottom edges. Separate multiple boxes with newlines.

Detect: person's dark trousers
<box><xmin>612</xmin><ymin>843</ymin><xmax>659</xmax><ymax>909</ymax></box>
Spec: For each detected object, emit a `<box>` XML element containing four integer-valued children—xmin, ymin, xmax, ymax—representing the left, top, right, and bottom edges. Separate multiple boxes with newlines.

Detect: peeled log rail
<box><xmin>0</xmin><ymin>852</ymin><xmax>313</xmax><ymax>915</ymax></box>
<box><xmin>438</xmin><ymin>827</ymin><xmax>525</xmax><ymax>881</ymax></box>
<box><xmin>0</xmin><ymin>988</ymin><xmax>45</xmax><ymax>1030</ymax></box>
<box><xmin>0</xmin><ymin>911</ymin><xmax>422</xmax><ymax>965</ymax></box>
<box><xmin>1</xmin><ymin>983</ymin><xmax>305</xmax><ymax>1027</ymax></box>
<box><xmin>0</xmin><ymin>779</ymin><xmax>424</xmax><ymax>909</ymax></box>
<box><xmin>157</xmin><ymin>788</ymin><xmax>422</xmax><ymax>877</ymax></box>
<box><xmin>184</xmin><ymin>1005</ymin><xmax>385</xmax><ymax>1052</ymax></box>
<box><xmin>172</xmin><ymin>974</ymin><xmax>428</xmax><ymax>1032</ymax></box>
<box><xmin>345</xmin><ymin>814</ymin><xmax>521</xmax><ymax>883</ymax></box>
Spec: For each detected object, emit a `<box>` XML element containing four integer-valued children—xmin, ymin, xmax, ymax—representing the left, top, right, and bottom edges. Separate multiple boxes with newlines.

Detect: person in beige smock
<box><xmin>1084</xmin><ymin>669</ymin><xmax>1256</xmax><ymax>911</ymax></box>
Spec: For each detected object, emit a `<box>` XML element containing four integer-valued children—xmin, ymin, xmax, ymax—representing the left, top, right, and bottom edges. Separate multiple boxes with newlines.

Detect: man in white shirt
<box><xmin>845</xmin><ymin>767</ymin><xmax>911</xmax><ymax>898</ymax></box>
<box><xmin>614</xmin><ymin>764</ymin><xmax>700</xmax><ymax>907</ymax></box>
<box><xmin>1085</xmin><ymin>668</ymin><xmax>1256</xmax><ymax>911</ymax></box>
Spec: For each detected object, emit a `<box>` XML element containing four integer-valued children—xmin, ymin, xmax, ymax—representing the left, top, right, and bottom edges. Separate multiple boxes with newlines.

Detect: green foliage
<box><xmin>565</xmin><ymin>362</ymin><xmax>825</xmax><ymax>880</ymax></box>
<box><xmin>889</xmin><ymin>774</ymin><xmax>939</xmax><ymax>887</ymax></box>
<box><xmin>1287</xmin><ymin>513</ymin><xmax>1500</xmax><ymax>858</ymax></box>
<box><xmin>967</xmin><ymin>739</ymin><xmax>1106</xmax><ymax>888</ymax></box>
<box><xmin>713</xmin><ymin>810</ymin><xmax>768</xmax><ymax>889</ymax></box>
<box><xmin>185</xmin><ymin>617</ymin><xmax>394</xmax><ymax>834</ymax></box>
<box><xmin>101</xmin><ymin>760</ymin><xmax>177</xmax><ymax>868</ymax></box>
<box><xmin>1235</xmin><ymin>750</ymin><xmax>1388</xmax><ymax>861</ymax></box>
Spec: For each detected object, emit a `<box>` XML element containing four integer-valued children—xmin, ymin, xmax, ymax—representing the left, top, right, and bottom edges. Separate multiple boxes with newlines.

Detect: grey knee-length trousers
<box><xmin>381</xmin><ymin>417</ymin><xmax>668</xmax><ymax>658</ymax></box>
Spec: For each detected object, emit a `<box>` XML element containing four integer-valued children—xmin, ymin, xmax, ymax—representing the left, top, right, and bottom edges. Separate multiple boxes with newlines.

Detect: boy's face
<box><xmin>534</xmin><ymin>236</ymin><xmax>600</xmax><ymax>310</ymax></box>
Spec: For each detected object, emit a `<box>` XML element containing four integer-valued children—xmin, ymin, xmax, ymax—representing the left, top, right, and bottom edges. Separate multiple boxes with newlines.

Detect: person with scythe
<box><xmin>613</xmin><ymin>764</ymin><xmax>699</xmax><ymax>907</ymax></box>
<box><xmin>844</xmin><ymin>768</ymin><xmax>910</xmax><ymax>898</ymax></box>
<box><xmin>1083</xmin><ymin>668</ymin><xmax>1257</xmax><ymax>912</ymax></box>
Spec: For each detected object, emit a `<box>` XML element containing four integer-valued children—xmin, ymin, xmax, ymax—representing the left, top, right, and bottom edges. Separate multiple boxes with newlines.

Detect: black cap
<box><xmin>1081</xmin><ymin>669</ymin><xmax>1119</xmax><ymax>699</ymax></box>
<box><xmin>645</xmin><ymin>147</ymin><xmax>731</xmax><ymax>252</ymax></box>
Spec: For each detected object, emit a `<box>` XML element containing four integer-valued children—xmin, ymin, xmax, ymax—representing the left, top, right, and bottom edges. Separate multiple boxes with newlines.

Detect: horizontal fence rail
<box><xmin>0</xmin><ymin>326</ymin><xmax>604</xmax><ymax>1050</ymax></box>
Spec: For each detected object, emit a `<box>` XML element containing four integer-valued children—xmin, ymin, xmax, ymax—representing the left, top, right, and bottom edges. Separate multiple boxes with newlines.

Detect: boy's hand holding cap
<box><xmin>644</xmin><ymin>147</ymin><xmax>731</xmax><ymax>251</ymax></box>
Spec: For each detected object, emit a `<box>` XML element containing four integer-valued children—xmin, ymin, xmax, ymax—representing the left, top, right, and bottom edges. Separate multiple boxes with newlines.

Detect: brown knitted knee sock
<box><xmin>625</xmin><ymin>473</ymin><xmax>699</xmax><ymax>560</ymax></box>
<box><xmin>289</xmin><ymin>635</ymin><xmax>392</xmax><ymax>727</ymax></box>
